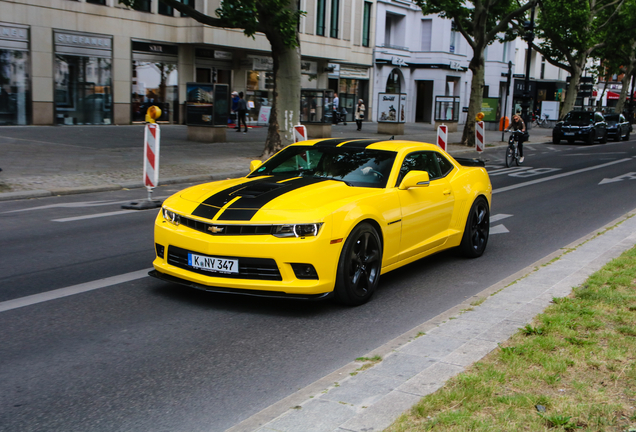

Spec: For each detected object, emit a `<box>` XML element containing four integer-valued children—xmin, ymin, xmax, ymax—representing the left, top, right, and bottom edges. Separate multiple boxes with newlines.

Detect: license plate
<box><xmin>188</xmin><ymin>253</ymin><xmax>239</xmax><ymax>274</ymax></box>
<box><xmin>564</xmin><ymin>132</ymin><xmax>575</xmax><ymax>136</ymax></box>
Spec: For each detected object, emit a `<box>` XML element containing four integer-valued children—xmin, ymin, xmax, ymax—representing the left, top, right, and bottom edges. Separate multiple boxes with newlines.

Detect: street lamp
<box><xmin>521</xmin><ymin>4</ymin><xmax>536</xmax><ymax>127</ymax></box>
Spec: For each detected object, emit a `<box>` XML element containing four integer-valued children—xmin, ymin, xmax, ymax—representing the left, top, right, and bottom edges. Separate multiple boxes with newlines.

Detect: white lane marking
<box><xmin>52</xmin><ymin>210</ymin><xmax>142</xmax><ymax>222</ymax></box>
<box><xmin>488</xmin><ymin>166</ymin><xmax>533</xmax><ymax>176</ymax></box>
<box><xmin>490</xmin><ymin>225</ymin><xmax>509</xmax><ymax>234</ymax></box>
<box><xmin>3</xmin><ymin>195</ymin><xmax>171</xmax><ymax>215</ymax></box>
<box><xmin>564</xmin><ymin>152</ymin><xmax>628</xmax><ymax>157</ymax></box>
<box><xmin>0</xmin><ymin>269</ymin><xmax>152</xmax><ymax>313</ymax></box>
<box><xmin>508</xmin><ymin>167</ymin><xmax>561</xmax><ymax>178</ymax></box>
<box><xmin>493</xmin><ymin>158</ymin><xmax>632</xmax><ymax>194</ymax></box>
<box><xmin>599</xmin><ymin>172</ymin><xmax>636</xmax><ymax>185</ymax></box>
<box><xmin>490</xmin><ymin>214</ymin><xmax>512</xmax><ymax>223</ymax></box>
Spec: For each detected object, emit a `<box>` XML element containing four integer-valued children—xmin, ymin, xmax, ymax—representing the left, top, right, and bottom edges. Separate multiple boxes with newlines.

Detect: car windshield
<box><xmin>564</xmin><ymin>112</ymin><xmax>593</xmax><ymax>122</ymax></box>
<box><xmin>248</xmin><ymin>145</ymin><xmax>397</xmax><ymax>188</ymax></box>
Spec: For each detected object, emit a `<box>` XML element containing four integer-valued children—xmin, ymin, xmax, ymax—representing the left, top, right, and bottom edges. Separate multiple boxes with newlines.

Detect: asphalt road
<box><xmin>1</xmin><ymin>138</ymin><xmax>635</xmax><ymax>432</ymax></box>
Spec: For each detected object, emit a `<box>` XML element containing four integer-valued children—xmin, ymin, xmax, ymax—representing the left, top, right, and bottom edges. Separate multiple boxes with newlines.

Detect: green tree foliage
<box><xmin>119</xmin><ymin>0</ymin><xmax>304</xmax><ymax>157</ymax></box>
<box><xmin>415</xmin><ymin>0</ymin><xmax>536</xmax><ymax>146</ymax></box>
<box><xmin>532</xmin><ymin>0</ymin><xmax>625</xmax><ymax>117</ymax></box>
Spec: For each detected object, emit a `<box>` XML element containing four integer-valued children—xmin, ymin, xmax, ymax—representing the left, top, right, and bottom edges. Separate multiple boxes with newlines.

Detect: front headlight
<box><xmin>162</xmin><ymin>207</ymin><xmax>181</xmax><ymax>226</ymax></box>
<box><xmin>273</xmin><ymin>223</ymin><xmax>323</xmax><ymax>238</ymax></box>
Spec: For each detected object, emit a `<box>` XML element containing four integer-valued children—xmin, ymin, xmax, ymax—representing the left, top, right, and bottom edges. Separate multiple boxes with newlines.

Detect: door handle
<box><xmin>443</xmin><ymin>189</ymin><xmax>452</xmax><ymax>195</ymax></box>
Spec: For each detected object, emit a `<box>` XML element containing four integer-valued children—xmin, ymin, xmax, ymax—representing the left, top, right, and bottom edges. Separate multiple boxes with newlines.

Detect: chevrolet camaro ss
<box><xmin>150</xmin><ymin>138</ymin><xmax>492</xmax><ymax>306</ymax></box>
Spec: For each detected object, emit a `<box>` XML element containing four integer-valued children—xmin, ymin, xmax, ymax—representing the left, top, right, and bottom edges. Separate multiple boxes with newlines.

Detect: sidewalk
<box><xmin>0</xmin><ymin>122</ymin><xmax>551</xmax><ymax>201</ymax></box>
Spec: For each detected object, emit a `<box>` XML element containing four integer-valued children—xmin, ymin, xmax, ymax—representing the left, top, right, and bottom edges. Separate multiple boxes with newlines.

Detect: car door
<box><xmin>396</xmin><ymin>151</ymin><xmax>455</xmax><ymax>260</ymax></box>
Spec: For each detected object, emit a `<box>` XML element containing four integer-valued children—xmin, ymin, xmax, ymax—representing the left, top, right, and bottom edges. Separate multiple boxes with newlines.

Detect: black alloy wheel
<box><xmin>459</xmin><ymin>197</ymin><xmax>490</xmax><ymax>258</ymax></box>
<box><xmin>335</xmin><ymin>222</ymin><xmax>382</xmax><ymax>306</ymax></box>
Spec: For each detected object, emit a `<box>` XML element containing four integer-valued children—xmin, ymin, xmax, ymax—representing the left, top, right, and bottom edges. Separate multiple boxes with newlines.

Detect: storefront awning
<box><xmin>607</xmin><ymin>91</ymin><xmax>620</xmax><ymax>100</ymax></box>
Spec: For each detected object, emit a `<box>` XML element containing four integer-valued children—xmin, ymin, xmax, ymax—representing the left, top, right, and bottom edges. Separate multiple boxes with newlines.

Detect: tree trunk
<box><xmin>461</xmin><ymin>51</ymin><xmax>485</xmax><ymax>147</ymax></box>
<box><xmin>615</xmin><ymin>64</ymin><xmax>634</xmax><ymax>113</ymax></box>
<box><xmin>261</xmin><ymin>43</ymin><xmax>301</xmax><ymax>159</ymax></box>
<box><xmin>560</xmin><ymin>62</ymin><xmax>582</xmax><ymax>118</ymax></box>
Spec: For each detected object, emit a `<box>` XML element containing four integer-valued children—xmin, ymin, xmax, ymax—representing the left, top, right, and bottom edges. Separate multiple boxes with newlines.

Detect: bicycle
<box><xmin>505</xmin><ymin>130</ymin><xmax>525</xmax><ymax>167</ymax></box>
<box><xmin>532</xmin><ymin>113</ymin><xmax>550</xmax><ymax>128</ymax></box>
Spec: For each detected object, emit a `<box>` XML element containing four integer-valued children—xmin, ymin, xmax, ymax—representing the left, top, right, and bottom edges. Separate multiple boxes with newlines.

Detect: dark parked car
<box><xmin>552</xmin><ymin>111</ymin><xmax>607</xmax><ymax>144</ymax></box>
<box><xmin>603</xmin><ymin>113</ymin><xmax>632</xmax><ymax>141</ymax></box>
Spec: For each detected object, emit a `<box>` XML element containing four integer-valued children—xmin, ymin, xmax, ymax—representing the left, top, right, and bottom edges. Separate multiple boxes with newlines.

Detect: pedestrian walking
<box><xmin>355</xmin><ymin>99</ymin><xmax>365</xmax><ymax>131</ymax></box>
<box><xmin>332</xmin><ymin>93</ymin><xmax>339</xmax><ymax>125</ymax></box>
<box><xmin>231</xmin><ymin>91</ymin><xmax>239</xmax><ymax>129</ymax></box>
<box><xmin>237</xmin><ymin>92</ymin><xmax>248</xmax><ymax>133</ymax></box>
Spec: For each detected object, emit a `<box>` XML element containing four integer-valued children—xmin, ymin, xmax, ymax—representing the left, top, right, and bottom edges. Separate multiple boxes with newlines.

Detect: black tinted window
<box><xmin>564</xmin><ymin>112</ymin><xmax>593</xmax><ymax>122</ymax></box>
<box><xmin>249</xmin><ymin>145</ymin><xmax>397</xmax><ymax>188</ymax></box>
<box><xmin>397</xmin><ymin>151</ymin><xmax>450</xmax><ymax>185</ymax></box>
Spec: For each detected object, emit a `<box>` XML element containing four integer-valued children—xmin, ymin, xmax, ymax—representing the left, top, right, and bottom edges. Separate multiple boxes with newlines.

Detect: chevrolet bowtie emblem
<box><xmin>208</xmin><ymin>226</ymin><xmax>224</xmax><ymax>234</ymax></box>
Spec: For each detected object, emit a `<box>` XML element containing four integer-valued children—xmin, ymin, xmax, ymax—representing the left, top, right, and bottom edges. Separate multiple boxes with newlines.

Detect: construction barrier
<box><xmin>293</xmin><ymin>124</ymin><xmax>307</xmax><ymax>142</ymax></box>
<box><xmin>436</xmin><ymin>124</ymin><xmax>448</xmax><ymax>151</ymax></box>
<box><xmin>144</xmin><ymin>123</ymin><xmax>160</xmax><ymax>188</ymax></box>
<box><xmin>475</xmin><ymin>120</ymin><xmax>485</xmax><ymax>153</ymax></box>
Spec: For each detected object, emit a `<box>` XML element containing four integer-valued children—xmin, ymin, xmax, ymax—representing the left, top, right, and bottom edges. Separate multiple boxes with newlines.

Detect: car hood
<box><xmin>175</xmin><ymin>176</ymin><xmax>381</xmax><ymax>222</ymax></box>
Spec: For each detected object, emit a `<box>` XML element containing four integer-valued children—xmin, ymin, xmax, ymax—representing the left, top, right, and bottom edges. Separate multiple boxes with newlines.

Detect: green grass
<box><xmin>386</xmin><ymin>246</ymin><xmax>636</xmax><ymax>432</ymax></box>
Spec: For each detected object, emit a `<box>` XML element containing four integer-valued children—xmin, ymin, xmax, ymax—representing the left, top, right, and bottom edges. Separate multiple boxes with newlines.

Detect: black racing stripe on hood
<box><xmin>191</xmin><ymin>177</ymin><xmax>275</xmax><ymax>219</ymax></box>
<box><xmin>313</xmin><ymin>138</ymin><xmax>351</xmax><ymax>147</ymax></box>
<box><xmin>216</xmin><ymin>177</ymin><xmax>328</xmax><ymax>221</ymax></box>
<box><xmin>339</xmin><ymin>139</ymin><xmax>384</xmax><ymax>148</ymax></box>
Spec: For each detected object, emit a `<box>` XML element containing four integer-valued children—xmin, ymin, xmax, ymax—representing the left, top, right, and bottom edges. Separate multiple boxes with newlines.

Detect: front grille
<box><xmin>167</xmin><ymin>246</ymin><xmax>282</xmax><ymax>281</ymax></box>
<box><xmin>179</xmin><ymin>216</ymin><xmax>276</xmax><ymax>236</ymax></box>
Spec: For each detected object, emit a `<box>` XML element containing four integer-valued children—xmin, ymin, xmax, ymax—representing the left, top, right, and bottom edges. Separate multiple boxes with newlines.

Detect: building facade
<box><xmin>372</xmin><ymin>0</ymin><xmax>517</xmax><ymax>127</ymax></box>
<box><xmin>0</xmin><ymin>0</ymin><xmax>376</xmax><ymax>126</ymax></box>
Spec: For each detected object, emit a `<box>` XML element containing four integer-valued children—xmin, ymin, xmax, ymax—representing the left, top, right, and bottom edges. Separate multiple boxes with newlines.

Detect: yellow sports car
<box><xmin>150</xmin><ymin>138</ymin><xmax>492</xmax><ymax>306</ymax></box>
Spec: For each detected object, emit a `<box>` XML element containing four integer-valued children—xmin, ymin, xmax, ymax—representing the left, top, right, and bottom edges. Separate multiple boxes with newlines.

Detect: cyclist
<box><xmin>509</xmin><ymin>113</ymin><xmax>527</xmax><ymax>163</ymax></box>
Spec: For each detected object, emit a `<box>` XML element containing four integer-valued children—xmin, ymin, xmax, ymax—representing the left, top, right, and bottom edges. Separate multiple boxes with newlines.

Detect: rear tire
<box><xmin>334</xmin><ymin>223</ymin><xmax>382</xmax><ymax>306</ymax></box>
<box><xmin>459</xmin><ymin>197</ymin><xmax>490</xmax><ymax>258</ymax></box>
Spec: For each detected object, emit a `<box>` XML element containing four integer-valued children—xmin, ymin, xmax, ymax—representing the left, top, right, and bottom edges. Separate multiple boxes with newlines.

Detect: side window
<box><xmin>434</xmin><ymin>152</ymin><xmax>454</xmax><ymax>176</ymax></box>
<box><xmin>396</xmin><ymin>151</ymin><xmax>444</xmax><ymax>186</ymax></box>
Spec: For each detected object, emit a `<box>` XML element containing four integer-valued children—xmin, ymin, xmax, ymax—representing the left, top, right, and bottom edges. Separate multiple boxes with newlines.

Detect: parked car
<box><xmin>150</xmin><ymin>138</ymin><xmax>492</xmax><ymax>306</ymax></box>
<box><xmin>552</xmin><ymin>110</ymin><xmax>607</xmax><ymax>144</ymax></box>
<box><xmin>603</xmin><ymin>113</ymin><xmax>632</xmax><ymax>141</ymax></box>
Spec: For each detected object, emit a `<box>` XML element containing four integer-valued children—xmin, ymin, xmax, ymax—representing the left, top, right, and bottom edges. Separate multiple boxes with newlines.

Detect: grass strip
<box><xmin>386</xmin><ymin>246</ymin><xmax>636</xmax><ymax>431</ymax></box>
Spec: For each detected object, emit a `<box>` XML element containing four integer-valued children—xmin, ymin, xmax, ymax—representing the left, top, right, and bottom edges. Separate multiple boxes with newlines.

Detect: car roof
<box><xmin>288</xmin><ymin>138</ymin><xmax>440</xmax><ymax>153</ymax></box>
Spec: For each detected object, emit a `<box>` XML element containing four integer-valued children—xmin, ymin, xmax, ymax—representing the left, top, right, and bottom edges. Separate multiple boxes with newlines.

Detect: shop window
<box><xmin>0</xmin><ymin>50</ymin><xmax>30</xmax><ymax>126</ymax></box>
<box><xmin>131</xmin><ymin>61</ymin><xmax>178</xmax><ymax>123</ymax></box>
<box><xmin>362</xmin><ymin>2</ymin><xmax>372</xmax><ymax>47</ymax></box>
<box><xmin>86</xmin><ymin>0</ymin><xmax>106</xmax><ymax>4</ymax></box>
<box><xmin>386</xmin><ymin>68</ymin><xmax>402</xmax><ymax>94</ymax></box>
<box><xmin>55</xmin><ymin>55</ymin><xmax>112</xmax><ymax>125</ymax></box>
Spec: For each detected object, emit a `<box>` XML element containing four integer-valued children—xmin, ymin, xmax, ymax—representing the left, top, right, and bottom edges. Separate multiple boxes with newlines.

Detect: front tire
<box><xmin>334</xmin><ymin>223</ymin><xmax>382</xmax><ymax>306</ymax></box>
<box><xmin>552</xmin><ymin>134</ymin><xmax>561</xmax><ymax>144</ymax></box>
<box><xmin>505</xmin><ymin>145</ymin><xmax>515</xmax><ymax>167</ymax></box>
<box><xmin>459</xmin><ymin>197</ymin><xmax>490</xmax><ymax>258</ymax></box>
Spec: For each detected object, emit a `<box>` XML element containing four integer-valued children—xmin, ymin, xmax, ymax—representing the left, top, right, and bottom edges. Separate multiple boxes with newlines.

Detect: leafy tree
<box><xmin>531</xmin><ymin>0</ymin><xmax>625</xmax><ymax>117</ymax></box>
<box><xmin>119</xmin><ymin>0</ymin><xmax>303</xmax><ymax>158</ymax></box>
<box><xmin>415</xmin><ymin>0</ymin><xmax>537</xmax><ymax>146</ymax></box>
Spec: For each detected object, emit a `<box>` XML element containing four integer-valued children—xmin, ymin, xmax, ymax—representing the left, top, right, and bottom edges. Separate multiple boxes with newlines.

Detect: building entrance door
<box><xmin>415</xmin><ymin>80</ymin><xmax>433</xmax><ymax>123</ymax></box>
